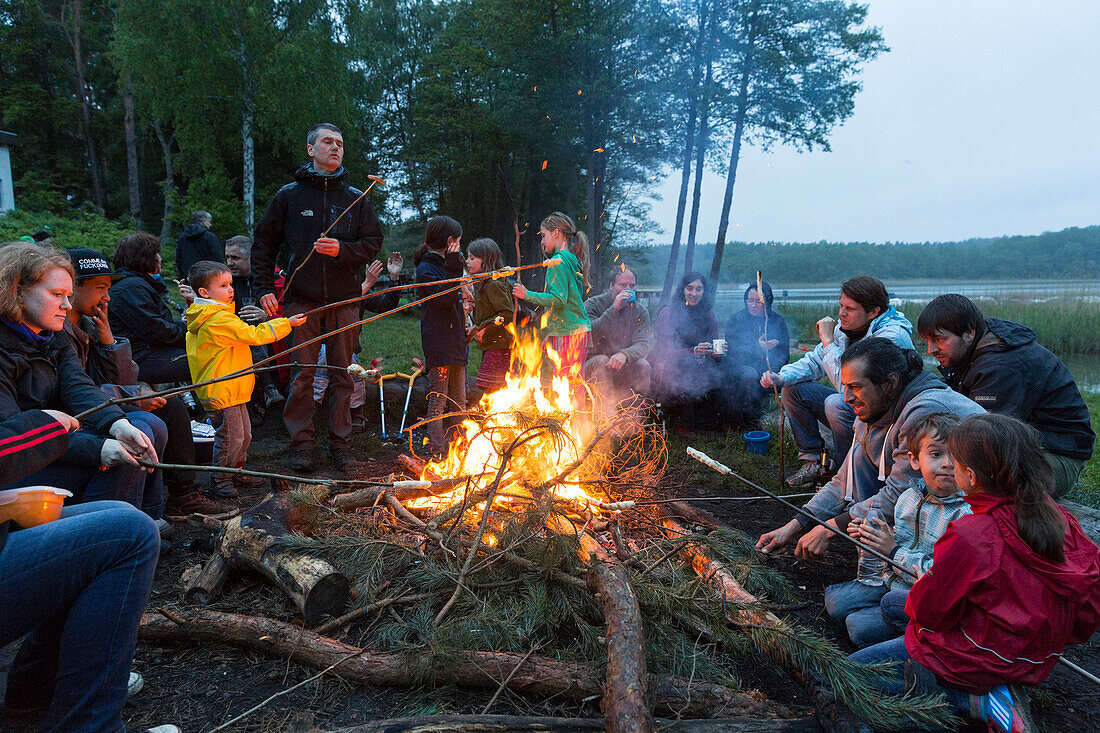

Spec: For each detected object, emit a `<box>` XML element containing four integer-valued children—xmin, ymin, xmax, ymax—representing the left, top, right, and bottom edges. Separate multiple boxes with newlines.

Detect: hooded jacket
<box><xmin>940</xmin><ymin>318</ymin><xmax>1094</xmax><ymax>461</ymax></box>
<box><xmin>584</xmin><ymin>290</ymin><xmax>654</xmax><ymax>362</ymax></box>
<box><xmin>905</xmin><ymin>492</ymin><xmax>1100</xmax><ymax>693</ymax></box>
<box><xmin>176</xmin><ymin>223</ymin><xmax>223</xmax><ymax>277</ymax></box>
<box><xmin>798</xmin><ymin>370</ymin><xmax>984</xmax><ymax>528</ymax></box>
<box><xmin>252</xmin><ymin>164</ymin><xmax>384</xmax><ymax>305</ymax></box>
<box><xmin>0</xmin><ymin>320</ymin><xmax>127</xmax><ymax>467</ymax></box>
<box><xmin>777</xmin><ymin>306</ymin><xmax>913</xmax><ymax>389</ymax></box>
<box><xmin>108</xmin><ymin>269</ymin><xmax>187</xmax><ymax>363</ymax></box>
<box><xmin>416</xmin><ymin>250</ymin><xmax>467</xmax><ymax>368</ymax></box>
<box><xmin>185</xmin><ymin>299</ymin><xmax>292</xmax><ymax>410</ymax></box>
<box><xmin>724</xmin><ymin>284</ymin><xmax>790</xmax><ymax>374</ymax></box>
<box><xmin>522</xmin><ymin>250</ymin><xmax>591</xmax><ymax>338</ymax></box>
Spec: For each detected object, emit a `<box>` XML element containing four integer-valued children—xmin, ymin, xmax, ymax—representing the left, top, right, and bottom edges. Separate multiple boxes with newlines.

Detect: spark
<box><xmin>541</xmin><ymin>160</ymin><xmax>548</xmax><ymax>170</ymax></box>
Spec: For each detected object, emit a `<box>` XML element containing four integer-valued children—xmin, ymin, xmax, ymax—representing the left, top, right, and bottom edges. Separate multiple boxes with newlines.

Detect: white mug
<box><xmin>712</xmin><ymin>338</ymin><xmax>727</xmax><ymax>355</ymax></box>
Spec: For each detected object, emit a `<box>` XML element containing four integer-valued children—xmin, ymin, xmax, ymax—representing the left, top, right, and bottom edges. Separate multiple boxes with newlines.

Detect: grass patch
<box><xmin>357</xmin><ymin>305</ymin><xmax>482</xmax><ymax>379</ymax></box>
<box><xmin>1067</xmin><ymin>392</ymin><xmax>1100</xmax><ymax>509</ymax></box>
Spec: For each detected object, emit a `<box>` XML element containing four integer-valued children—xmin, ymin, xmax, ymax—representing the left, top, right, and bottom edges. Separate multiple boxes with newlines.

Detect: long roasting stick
<box><xmin>757</xmin><ymin>270</ymin><xmax>785</xmax><ymax>486</ymax></box>
<box><xmin>687</xmin><ymin>446</ymin><xmax>1100</xmax><ymax>688</ymax></box>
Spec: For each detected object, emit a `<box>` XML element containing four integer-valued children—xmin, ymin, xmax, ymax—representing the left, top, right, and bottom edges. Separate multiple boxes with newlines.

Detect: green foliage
<box><xmin>0</xmin><ymin>206</ymin><xmax>134</xmax><ymax>256</ymax></box>
<box><xmin>1068</xmin><ymin>392</ymin><xmax>1100</xmax><ymax>509</ymax></box>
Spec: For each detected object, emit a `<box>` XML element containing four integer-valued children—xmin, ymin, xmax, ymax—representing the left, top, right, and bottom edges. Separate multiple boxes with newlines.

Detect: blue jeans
<box><xmin>0</xmin><ymin>501</ymin><xmax>159</xmax><ymax>732</ymax></box>
<box><xmin>824</xmin><ymin>580</ymin><xmax>907</xmax><ymax>648</ymax></box>
<box><xmin>849</xmin><ymin>636</ymin><xmax>970</xmax><ymax>715</ymax></box>
<box><xmin>3</xmin><ymin>414</ymin><xmax>167</xmax><ymax>519</ymax></box>
<box><xmin>781</xmin><ymin>381</ymin><xmax>855</xmax><ymax>461</ymax></box>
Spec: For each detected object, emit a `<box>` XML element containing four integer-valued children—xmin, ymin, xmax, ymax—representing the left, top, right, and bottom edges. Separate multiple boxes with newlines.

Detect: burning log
<box><xmin>217</xmin><ymin>493</ymin><xmax>350</xmax><ymax>625</ymax></box>
<box><xmin>138</xmin><ymin>609</ymin><xmax>778</xmax><ymax>719</ymax></box>
<box><xmin>659</xmin><ymin>505</ymin><xmax>872</xmax><ymax>733</ymax></box>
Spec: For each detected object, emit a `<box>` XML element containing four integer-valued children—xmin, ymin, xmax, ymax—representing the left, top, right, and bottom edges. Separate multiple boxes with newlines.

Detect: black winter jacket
<box><xmin>176</xmin><ymin>223</ymin><xmax>224</xmax><ymax>277</ymax></box>
<box><xmin>108</xmin><ymin>270</ymin><xmax>187</xmax><ymax>363</ymax></box>
<box><xmin>0</xmin><ymin>321</ymin><xmax>127</xmax><ymax>468</ymax></box>
<box><xmin>252</xmin><ymin>164</ymin><xmax>384</xmax><ymax>305</ymax></box>
<box><xmin>941</xmin><ymin>318</ymin><xmax>1095</xmax><ymax>461</ymax></box>
<box><xmin>416</xmin><ymin>250</ymin><xmax>467</xmax><ymax>368</ymax></box>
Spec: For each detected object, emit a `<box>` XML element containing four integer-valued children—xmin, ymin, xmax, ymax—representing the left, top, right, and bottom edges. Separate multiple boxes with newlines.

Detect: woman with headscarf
<box><xmin>653</xmin><ymin>272</ymin><xmax>723</xmax><ymax>432</ymax></box>
<box><xmin>722</xmin><ymin>280</ymin><xmax>790</xmax><ymax>423</ymax></box>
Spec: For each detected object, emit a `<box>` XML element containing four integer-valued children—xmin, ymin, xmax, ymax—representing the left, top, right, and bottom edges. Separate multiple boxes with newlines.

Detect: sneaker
<box><xmin>128</xmin><ymin>671</ymin><xmax>144</xmax><ymax>698</ymax></box>
<box><xmin>264</xmin><ymin>385</ymin><xmax>285</xmax><ymax>409</ymax></box>
<box><xmin>784</xmin><ymin>460</ymin><xmax>825</xmax><ymax>489</ymax></box>
<box><xmin>164</xmin><ymin>491</ymin><xmax>232</xmax><ymax>521</ymax></box>
<box><xmin>210</xmin><ymin>481</ymin><xmax>240</xmax><ymax>499</ymax></box>
<box><xmin>976</xmin><ymin>683</ymin><xmax>1035</xmax><ymax>733</ymax></box>
<box><xmin>132</xmin><ymin>726</ymin><xmax>180</xmax><ymax>733</ymax></box>
<box><xmin>289</xmin><ymin>446</ymin><xmax>317</xmax><ymax>472</ymax></box>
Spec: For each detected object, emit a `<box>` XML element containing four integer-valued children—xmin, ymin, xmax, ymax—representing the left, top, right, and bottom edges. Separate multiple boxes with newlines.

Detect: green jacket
<box><xmin>524</xmin><ymin>249</ymin><xmax>591</xmax><ymax>338</ymax></box>
<box><xmin>473</xmin><ymin>277</ymin><xmax>514</xmax><ymax>351</ymax></box>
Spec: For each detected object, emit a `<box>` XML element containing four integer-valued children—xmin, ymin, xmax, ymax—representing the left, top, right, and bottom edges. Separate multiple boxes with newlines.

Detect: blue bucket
<box><xmin>743</xmin><ymin>430</ymin><xmax>771</xmax><ymax>455</ymax></box>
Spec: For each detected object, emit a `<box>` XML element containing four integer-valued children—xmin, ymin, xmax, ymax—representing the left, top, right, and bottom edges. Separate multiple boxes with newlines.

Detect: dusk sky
<box><xmin>646</xmin><ymin>0</ymin><xmax>1100</xmax><ymax>245</ymax></box>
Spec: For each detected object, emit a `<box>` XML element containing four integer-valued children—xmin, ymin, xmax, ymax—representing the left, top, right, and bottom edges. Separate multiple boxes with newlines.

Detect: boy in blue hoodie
<box><xmin>825</xmin><ymin>412</ymin><xmax>972</xmax><ymax>647</ymax></box>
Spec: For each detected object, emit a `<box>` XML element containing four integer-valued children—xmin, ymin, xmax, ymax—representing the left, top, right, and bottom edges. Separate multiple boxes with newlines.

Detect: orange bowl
<box><xmin>0</xmin><ymin>487</ymin><xmax>73</xmax><ymax>529</ymax></box>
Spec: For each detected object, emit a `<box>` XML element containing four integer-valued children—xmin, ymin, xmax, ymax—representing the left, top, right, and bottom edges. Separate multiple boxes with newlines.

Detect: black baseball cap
<box><xmin>67</xmin><ymin>248</ymin><xmax>117</xmax><ymax>280</ymax></box>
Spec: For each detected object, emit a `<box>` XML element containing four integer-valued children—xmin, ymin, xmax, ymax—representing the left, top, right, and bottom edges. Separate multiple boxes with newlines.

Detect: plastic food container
<box><xmin>743</xmin><ymin>430</ymin><xmax>771</xmax><ymax>455</ymax></box>
<box><xmin>0</xmin><ymin>487</ymin><xmax>73</xmax><ymax>529</ymax></box>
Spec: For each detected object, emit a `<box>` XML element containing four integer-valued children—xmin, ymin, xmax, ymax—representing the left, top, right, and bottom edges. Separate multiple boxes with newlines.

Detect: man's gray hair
<box><xmin>610</xmin><ymin>263</ymin><xmax>637</xmax><ymax>285</ymax></box>
<box><xmin>192</xmin><ymin>210</ymin><xmax>212</xmax><ymax>226</ymax></box>
<box><xmin>225</xmin><ymin>235</ymin><xmax>253</xmax><ymax>255</ymax></box>
<box><xmin>307</xmin><ymin>122</ymin><xmax>344</xmax><ymax>146</ymax></box>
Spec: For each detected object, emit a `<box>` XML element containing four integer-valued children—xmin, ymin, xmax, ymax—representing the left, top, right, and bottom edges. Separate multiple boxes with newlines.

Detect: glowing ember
<box><xmin>408</xmin><ymin>328</ymin><xmax>601</xmax><ymax>513</ymax></box>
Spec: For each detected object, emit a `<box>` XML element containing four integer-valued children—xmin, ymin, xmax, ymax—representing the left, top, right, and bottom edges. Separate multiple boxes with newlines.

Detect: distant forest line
<box><xmin>621</xmin><ymin>225</ymin><xmax>1100</xmax><ymax>287</ymax></box>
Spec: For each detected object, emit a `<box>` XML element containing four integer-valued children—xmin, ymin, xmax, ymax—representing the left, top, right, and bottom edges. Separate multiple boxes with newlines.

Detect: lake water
<box><xmin>637</xmin><ymin>280</ymin><xmax>1100</xmax><ymax>393</ymax></box>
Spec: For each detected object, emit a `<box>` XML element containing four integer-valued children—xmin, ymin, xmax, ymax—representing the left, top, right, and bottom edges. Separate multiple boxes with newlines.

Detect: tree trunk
<box><xmin>219</xmin><ymin>493</ymin><xmax>350</xmax><ymax>625</ymax></box>
<box><xmin>242</xmin><ymin>103</ymin><xmax>255</xmax><ymax>232</ymax></box>
<box><xmin>711</xmin><ymin>0</ymin><xmax>761</xmax><ymax>282</ymax></box>
<box><xmin>66</xmin><ymin>0</ymin><xmax>104</xmax><ymax>210</ymax></box>
<box><xmin>684</xmin><ymin>55</ymin><xmax>714</xmax><ymax>275</ymax></box>
<box><xmin>152</xmin><ymin>119</ymin><xmax>176</xmax><ymax>245</ymax></box>
<box><xmin>326</xmin><ymin>714</ymin><xmax>821</xmax><ymax>732</ymax></box>
<box><xmin>660</xmin><ymin>0</ymin><xmax>710</xmax><ymax>308</ymax></box>
<box><xmin>123</xmin><ymin>72</ymin><xmax>142</xmax><ymax>224</ymax></box>
<box><xmin>138</xmin><ymin>609</ymin><xmax>772</xmax><ymax>719</ymax></box>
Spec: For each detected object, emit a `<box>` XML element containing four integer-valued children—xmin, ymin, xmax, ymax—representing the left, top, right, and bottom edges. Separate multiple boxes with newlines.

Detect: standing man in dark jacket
<box><xmin>917</xmin><ymin>294</ymin><xmax>1095</xmax><ymax>497</ymax></box>
<box><xmin>176</xmin><ymin>210</ymin><xmax>224</xmax><ymax>277</ymax></box>
<box><xmin>252</xmin><ymin>122</ymin><xmax>384</xmax><ymax>472</ymax></box>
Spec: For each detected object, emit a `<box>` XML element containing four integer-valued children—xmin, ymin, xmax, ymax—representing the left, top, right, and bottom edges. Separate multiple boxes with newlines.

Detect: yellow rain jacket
<box><xmin>185</xmin><ymin>298</ymin><xmax>292</xmax><ymax>410</ymax></box>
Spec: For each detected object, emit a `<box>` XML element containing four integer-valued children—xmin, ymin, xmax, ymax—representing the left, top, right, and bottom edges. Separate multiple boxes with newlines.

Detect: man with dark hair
<box><xmin>757</xmin><ymin>337</ymin><xmax>983</xmax><ymax>563</ymax></box>
<box><xmin>252</xmin><ymin>122</ymin><xmax>384</xmax><ymax>473</ymax></box>
<box><xmin>176</xmin><ymin>209</ymin><xmax>223</xmax><ymax>277</ymax></box>
<box><xmin>917</xmin><ymin>293</ymin><xmax>1094</xmax><ymax>496</ymax></box>
<box><xmin>761</xmin><ymin>276</ymin><xmax>914</xmax><ymax>488</ymax></box>
<box><xmin>583</xmin><ymin>264</ymin><xmax>654</xmax><ymax>401</ymax></box>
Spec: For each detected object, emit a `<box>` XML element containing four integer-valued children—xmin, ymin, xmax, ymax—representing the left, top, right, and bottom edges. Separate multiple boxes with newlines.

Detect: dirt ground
<box><xmin>2</xmin><ymin>409</ymin><xmax>1098</xmax><ymax>732</ymax></box>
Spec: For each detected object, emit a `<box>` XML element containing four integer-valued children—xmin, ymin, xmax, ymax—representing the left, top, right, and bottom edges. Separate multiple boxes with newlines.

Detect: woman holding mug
<box><xmin>0</xmin><ymin>242</ymin><xmax>162</xmax><ymax>508</ymax></box>
<box><xmin>653</xmin><ymin>271</ymin><xmax>724</xmax><ymax>431</ymax></box>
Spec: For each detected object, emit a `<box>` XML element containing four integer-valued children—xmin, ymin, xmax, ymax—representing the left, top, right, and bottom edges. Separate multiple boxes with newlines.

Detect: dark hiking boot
<box><xmin>232</xmin><ymin>472</ymin><xmax>269</xmax><ymax>489</ymax></box>
<box><xmin>289</xmin><ymin>446</ymin><xmax>317</xmax><ymax>472</ymax></box>
<box><xmin>264</xmin><ymin>385</ymin><xmax>285</xmax><ymax>409</ymax></box>
<box><xmin>330</xmin><ymin>445</ymin><xmax>366</xmax><ymax>475</ymax></box>
<box><xmin>164</xmin><ymin>491</ymin><xmax>232</xmax><ymax>521</ymax></box>
<box><xmin>785</xmin><ymin>459</ymin><xmax>833</xmax><ymax>489</ymax></box>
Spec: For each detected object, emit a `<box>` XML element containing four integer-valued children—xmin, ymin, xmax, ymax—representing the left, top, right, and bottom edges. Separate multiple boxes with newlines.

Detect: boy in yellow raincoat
<box><xmin>185</xmin><ymin>261</ymin><xmax>306</xmax><ymax>498</ymax></box>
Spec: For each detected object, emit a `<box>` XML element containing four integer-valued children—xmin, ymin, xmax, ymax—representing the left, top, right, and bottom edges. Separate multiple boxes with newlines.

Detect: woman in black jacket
<box><xmin>107</xmin><ymin>232</ymin><xmax>191</xmax><ymax>383</ymax></box>
<box><xmin>0</xmin><ymin>242</ymin><xmax>161</xmax><ymax>507</ymax></box>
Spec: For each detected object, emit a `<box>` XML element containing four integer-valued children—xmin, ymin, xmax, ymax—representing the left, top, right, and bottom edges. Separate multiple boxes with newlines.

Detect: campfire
<box><xmin>409</xmin><ymin>329</ymin><xmax>607</xmax><ymax>515</ymax></box>
<box><xmin>151</xmin><ymin>330</ymin><xmax>952</xmax><ymax>732</ymax></box>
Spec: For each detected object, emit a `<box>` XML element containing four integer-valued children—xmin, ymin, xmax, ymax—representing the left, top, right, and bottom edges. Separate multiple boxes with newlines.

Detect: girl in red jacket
<box><xmin>850</xmin><ymin>413</ymin><xmax>1100</xmax><ymax>733</ymax></box>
